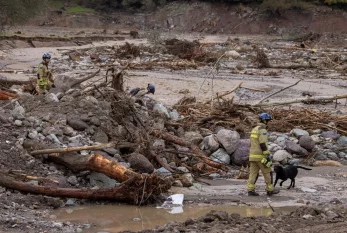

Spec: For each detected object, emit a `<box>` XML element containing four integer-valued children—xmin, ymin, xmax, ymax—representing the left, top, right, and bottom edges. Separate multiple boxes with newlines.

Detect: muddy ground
<box><xmin>1</xmin><ymin>3</ymin><xmax>347</xmax><ymax>233</ymax></box>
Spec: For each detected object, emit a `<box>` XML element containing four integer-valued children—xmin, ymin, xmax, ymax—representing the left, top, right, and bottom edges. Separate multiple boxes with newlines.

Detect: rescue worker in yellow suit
<box><xmin>247</xmin><ymin>112</ymin><xmax>280</xmax><ymax>196</ymax></box>
<box><xmin>36</xmin><ymin>53</ymin><xmax>55</xmax><ymax>94</ymax></box>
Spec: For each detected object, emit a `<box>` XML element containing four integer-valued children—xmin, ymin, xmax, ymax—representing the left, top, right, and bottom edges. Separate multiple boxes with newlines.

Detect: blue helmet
<box><xmin>259</xmin><ymin>112</ymin><xmax>272</xmax><ymax>121</ymax></box>
<box><xmin>147</xmin><ymin>83</ymin><xmax>155</xmax><ymax>94</ymax></box>
<box><xmin>42</xmin><ymin>53</ymin><xmax>51</xmax><ymax>60</ymax></box>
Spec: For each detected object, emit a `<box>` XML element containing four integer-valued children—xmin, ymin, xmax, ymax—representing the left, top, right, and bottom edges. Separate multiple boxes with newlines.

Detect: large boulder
<box><xmin>285</xmin><ymin>140</ymin><xmax>308</xmax><ymax>157</ymax></box>
<box><xmin>216</xmin><ymin>129</ymin><xmax>240</xmax><ymax>154</ymax></box>
<box><xmin>291</xmin><ymin>128</ymin><xmax>309</xmax><ymax>138</ymax></box>
<box><xmin>210</xmin><ymin>148</ymin><xmax>230</xmax><ymax>164</ymax></box>
<box><xmin>322</xmin><ymin>131</ymin><xmax>340</xmax><ymax>140</ymax></box>
<box><xmin>337</xmin><ymin>136</ymin><xmax>347</xmax><ymax>146</ymax></box>
<box><xmin>273</xmin><ymin>150</ymin><xmax>291</xmax><ymax>163</ymax></box>
<box><xmin>231</xmin><ymin>139</ymin><xmax>250</xmax><ymax>166</ymax></box>
<box><xmin>299</xmin><ymin>135</ymin><xmax>315</xmax><ymax>151</ymax></box>
<box><xmin>128</xmin><ymin>153</ymin><xmax>154</xmax><ymax>174</ymax></box>
<box><xmin>200</xmin><ymin>135</ymin><xmax>219</xmax><ymax>153</ymax></box>
<box><xmin>67</xmin><ymin>118</ymin><xmax>89</xmax><ymax>131</ymax></box>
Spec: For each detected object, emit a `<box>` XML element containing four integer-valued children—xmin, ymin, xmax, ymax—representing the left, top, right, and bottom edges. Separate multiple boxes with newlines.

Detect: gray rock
<box><xmin>311</xmin><ymin>135</ymin><xmax>322</xmax><ymax>143</ymax></box>
<box><xmin>45</xmin><ymin>93</ymin><xmax>59</xmax><ymax>103</ymax></box>
<box><xmin>153</xmin><ymin>139</ymin><xmax>165</xmax><ymax>149</ymax></box>
<box><xmin>68</xmin><ymin>135</ymin><xmax>83</xmax><ymax>144</ymax></box>
<box><xmin>337</xmin><ymin>136</ymin><xmax>347</xmax><ymax>146</ymax></box>
<box><xmin>22</xmin><ymin>120</ymin><xmax>32</xmax><ymax>127</ymax></box>
<box><xmin>299</xmin><ymin>135</ymin><xmax>315</xmax><ymax>151</ymax></box>
<box><xmin>85</xmin><ymin>96</ymin><xmax>98</xmax><ymax>105</ymax></box>
<box><xmin>89</xmin><ymin>172</ymin><xmax>117</xmax><ymax>188</ymax></box>
<box><xmin>102</xmin><ymin>147</ymin><xmax>119</xmax><ymax>156</ymax></box>
<box><xmin>200</xmin><ymin>135</ymin><xmax>219</xmax><ymax>153</ymax></box>
<box><xmin>285</xmin><ymin>140</ymin><xmax>308</xmax><ymax>157</ymax></box>
<box><xmin>315</xmin><ymin>152</ymin><xmax>328</xmax><ymax>160</ymax></box>
<box><xmin>94</xmin><ymin>129</ymin><xmax>108</xmax><ymax>143</ymax></box>
<box><xmin>177</xmin><ymin>166</ymin><xmax>189</xmax><ymax>173</ymax></box>
<box><xmin>12</xmin><ymin>101</ymin><xmax>25</xmax><ymax>120</ymax></box>
<box><xmin>183</xmin><ymin>131</ymin><xmax>203</xmax><ymax>145</ymax></box>
<box><xmin>210</xmin><ymin>148</ymin><xmax>230</xmax><ymax>164</ymax></box>
<box><xmin>63</xmin><ymin>126</ymin><xmax>75</xmax><ymax>136</ymax></box>
<box><xmin>338</xmin><ymin>152</ymin><xmax>346</xmax><ymax>159</ymax></box>
<box><xmin>28</xmin><ymin>130</ymin><xmax>38</xmax><ymax>139</ymax></box>
<box><xmin>14</xmin><ymin>120</ymin><xmax>22</xmax><ymax>126</ymax></box>
<box><xmin>156</xmin><ymin>167</ymin><xmax>172</xmax><ymax>177</ymax></box>
<box><xmin>89</xmin><ymin>116</ymin><xmax>101</xmax><ymax>126</ymax></box>
<box><xmin>46</xmin><ymin>134</ymin><xmax>61</xmax><ymax>145</ymax></box>
<box><xmin>128</xmin><ymin>153</ymin><xmax>154</xmax><ymax>174</ymax></box>
<box><xmin>268</xmin><ymin>135</ymin><xmax>277</xmax><ymax>142</ymax></box>
<box><xmin>216</xmin><ymin>129</ymin><xmax>240</xmax><ymax>154</ymax></box>
<box><xmin>231</xmin><ymin>139</ymin><xmax>250</xmax><ymax>166</ymax></box>
<box><xmin>291</xmin><ymin>128</ymin><xmax>309</xmax><ymax>138</ymax></box>
<box><xmin>322</xmin><ymin>131</ymin><xmax>340</xmax><ymax>140</ymax></box>
<box><xmin>67</xmin><ymin>118</ymin><xmax>89</xmax><ymax>131</ymax></box>
<box><xmin>0</xmin><ymin>115</ymin><xmax>9</xmax><ymax>124</ymax></box>
<box><xmin>67</xmin><ymin>176</ymin><xmax>78</xmax><ymax>186</ymax></box>
<box><xmin>327</xmin><ymin>152</ymin><xmax>339</xmax><ymax>161</ymax></box>
<box><xmin>323</xmin><ymin>143</ymin><xmax>337</xmax><ymax>150</ymax></box>
<box><xmin>288</xmin><ymin>158</ymin><xmax>301</xmax><ymax>165</ymax></box>
<box><xmin>27</xmin><ymin>116</ymin><xmax>35</xmax><ymax>122</ymax></box>
<box><xmin>312</xmin><ymin>129</ymin><xmax>322</xmax><ymax>134</ymax></box>
<box><xmin>273</xmin><ymin>150</ymin><xmax>291</xmax><ymax>163</ymax></box>
<box><xmin>42</xmin><ymin>127</ymin><xmax>63</xmax><ymax>136</ymax></box>
<box><xmin>276</xmin><ymin>136</ymin><xmax>288</xmax><ymax>147</ymax></box>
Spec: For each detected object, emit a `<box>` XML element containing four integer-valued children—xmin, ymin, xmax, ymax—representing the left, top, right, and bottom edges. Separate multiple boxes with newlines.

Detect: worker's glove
<box><xmin>262</xmin><ymin>150</ymin><xmax>270</xmax><ymax>156</ymax></box>
<box><xmin>52</xmin><ymin>83</ymin><xmax>56</xmax><ymax>88</ymax></box>
<box><xmin>261</xmin><ymin>157</ymin><xmax>272</xmax><ymax>168</ymax></box>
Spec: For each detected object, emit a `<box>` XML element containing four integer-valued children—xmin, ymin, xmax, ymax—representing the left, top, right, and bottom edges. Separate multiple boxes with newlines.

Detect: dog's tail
<box><xmin>296</xmin><ymin>165</ymin><xmax>312</xmax><ymax>170</ymax></box>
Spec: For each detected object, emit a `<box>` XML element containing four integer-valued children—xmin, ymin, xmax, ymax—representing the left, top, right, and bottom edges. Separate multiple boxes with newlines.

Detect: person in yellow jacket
<box><xmin>247</xmin><ymin>112</ymin><xmax>279</xmax><ymax>196</ymax></box>
<box><xmin>36</xmin><ymin>53</ymin><xmax>55</xmax><ymax>94</ymax></box>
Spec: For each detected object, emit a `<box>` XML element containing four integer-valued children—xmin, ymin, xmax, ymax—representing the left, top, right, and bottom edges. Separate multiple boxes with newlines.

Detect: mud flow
<box><xmin>53</xmin><ymin>204</ymin><xmax>295</xmax><ymax>232</ymax></box>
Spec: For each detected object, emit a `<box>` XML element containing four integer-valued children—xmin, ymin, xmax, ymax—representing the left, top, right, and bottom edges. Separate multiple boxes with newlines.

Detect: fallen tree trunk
<box><xmin>70</xmin><ymin>69</ymin><xmax>100</xmax><ymax>88</ymax></box>
<box><xmin>0</xmin><ymin>90</ymin><xmax>19</xmax><ymax>100</ymax></box>
<box><xmin>0</xmin><ymin>171</ymin><xmax>166</xmax><ymax>203</ymax></box>
<box><xmin>150</xmin><ymin>130</ymin><xmax>229</xmax><ymax>171</ymax></box>
<box><xmin>0</xmin><ymin>154</ymin><xmax>172</xmax><ymax>204</ymax></box>
<box><xmin>253</xmin><ymin>94</ymin><xmax>347</xmax><ymax>107</ymax></box>
<box><xmin>30</xmin><ymin>141</ymin><xmax>135</xmax><ymax>156</ymax></box>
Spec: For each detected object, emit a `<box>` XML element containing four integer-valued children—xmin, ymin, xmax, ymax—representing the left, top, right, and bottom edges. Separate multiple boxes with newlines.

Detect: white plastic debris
<box><xmin>157</xmin><ymin>194</ymin><xmax>184</xmax><ymax>214</ymax></box>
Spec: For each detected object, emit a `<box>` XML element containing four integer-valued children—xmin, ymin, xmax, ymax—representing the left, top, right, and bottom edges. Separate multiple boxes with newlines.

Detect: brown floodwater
<box><xmin>53</xmin><ymin>204</ymin><xmax>295</xmax><ymax>233</ymax></box>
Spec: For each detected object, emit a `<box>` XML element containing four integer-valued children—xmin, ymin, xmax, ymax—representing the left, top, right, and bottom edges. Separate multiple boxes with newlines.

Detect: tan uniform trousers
<box><xmin>247</xmin><ymin>161</ymin><xmax>273</xmax><ymax>192</ymax></box>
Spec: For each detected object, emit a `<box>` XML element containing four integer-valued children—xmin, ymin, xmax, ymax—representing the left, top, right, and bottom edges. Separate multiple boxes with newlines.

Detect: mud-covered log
<box><xmin>0</xmin><ymin>153</ymin><xmax>172</xmax><ymax>204</ymax></box>
<box><xmin>0</xmin><ymin>172</ymin><xmax>154</xmax><ymax>203</ymax></box>
<box><xmin>0</xmin><ymin>90</ymin><xmax>19</xmax><ymax>100</ymax></box>
<box><xmin>150</xmin><ymin>130</ymin><xmax>229</xmax><ymax>171</ymax></box>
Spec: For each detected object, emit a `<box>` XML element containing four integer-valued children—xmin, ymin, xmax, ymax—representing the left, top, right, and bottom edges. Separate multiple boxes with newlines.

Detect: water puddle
<box><xmin>53</xmin><ymin>204</ymin><xmax>295</xmax><ymax>233</ymax></box>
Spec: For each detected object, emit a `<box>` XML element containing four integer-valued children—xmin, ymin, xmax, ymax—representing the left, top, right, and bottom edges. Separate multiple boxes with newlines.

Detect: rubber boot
<box><xmin>267</xmin><ymin>187</ymin><xmax>280</xmax><ymax>196</ymax></box>
<box><xmin>248</xmin><ymin>191</ymin><xmax>260</xmax><ymax>196</ymax></box>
